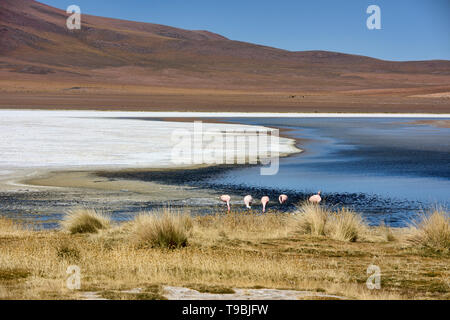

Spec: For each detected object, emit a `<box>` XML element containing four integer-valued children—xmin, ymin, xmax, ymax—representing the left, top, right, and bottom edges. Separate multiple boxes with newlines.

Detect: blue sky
<box><xmin>41</xmin><ymin>0</ymin><xmax>450</xmax><ymax>61</ymax></box>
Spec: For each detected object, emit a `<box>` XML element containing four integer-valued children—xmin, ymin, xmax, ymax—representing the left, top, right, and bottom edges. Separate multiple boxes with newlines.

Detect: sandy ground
<box><xmin>408</xmin><ymin>119</ymin><xmax>450</xmax><ymax>128</ymax></box>
<box><xmin>25</xmin><ymin>168</ymin><xmax>221</xmax><ymax>202</ymax></box>
<box><xmin>411</xmin><ymin>92</ymin><xmax>450</xmax><ymax>99</ymax></box>
<box><xmin>1</xmin><ymin>79</ymin><xmax>450</xmax><ymax>113</ymax></box>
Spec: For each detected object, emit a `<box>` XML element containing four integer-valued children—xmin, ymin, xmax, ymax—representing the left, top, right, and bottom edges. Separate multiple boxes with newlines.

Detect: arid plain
<box><xmin>0</xmin><ymin>0</ymin><xmax>449</xmax><ymax>301</ymax></box>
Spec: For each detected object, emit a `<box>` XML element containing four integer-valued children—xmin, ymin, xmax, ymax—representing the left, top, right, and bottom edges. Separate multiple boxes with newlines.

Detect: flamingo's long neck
<box><xmin>227</xmin><ymin>201</ymin><xmax>230</xmax><ymax>212</ymax></box>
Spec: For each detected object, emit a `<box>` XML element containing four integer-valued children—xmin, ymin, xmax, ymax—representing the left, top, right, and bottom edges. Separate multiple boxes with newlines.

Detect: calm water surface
<box><xmin>204</xmin><ymin>118</ymin><xmax>450</xmax><ymax>227</ymax></box>
<box><xmin>2</xmin><ymin>117</ymin><xmax>448</xmax><ymax>228</ymax></box>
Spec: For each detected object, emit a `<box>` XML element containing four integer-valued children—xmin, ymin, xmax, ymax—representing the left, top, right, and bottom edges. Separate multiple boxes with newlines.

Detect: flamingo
<box><xmin>279</xmin><ymin>194</ymin><xmax>288</xmax><ymax>205</ymax></box>
<box><xmin>261</xmin><ymin>196</ymin><xmax>269</xmax><ymax>213</ymax></box>
<box><xmin>309</xmin><ymin>191</ymin><xmax>322</xmax><ymax>204</ymax></box>
<box><xmin>244</xmin><ymin>195</ymin><xmax>253</xmax><ymax>209</ymax></box>
<box><xmin>220</xmin><ymin>195</ymin><xmax>231</xmax><ymax>212</ymax></box>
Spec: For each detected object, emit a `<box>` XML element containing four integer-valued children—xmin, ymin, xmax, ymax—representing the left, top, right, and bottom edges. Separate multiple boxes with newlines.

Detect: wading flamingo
<box><xmin>220</xmin><ymin>195</ymin><xmax>231</xmax><ymax>212</ymax></box>
<box><xmin>309</xmin><ymin>191</ymin><xmax>322</xmax><ymax>204</ymax></box>
<box><xmin>244</xmin><ymin>195</ymin><xmax>253</xmax><ymax>209</ymax></box>
<box><xmin>279</xmin><ymin>194</ymin><xmax>288</xmax><ymax>205</ymax></box>
<box><xmin>261</xmin><ymin>196</ymin><xmax>269</xmax><ymax>213</ymax></box>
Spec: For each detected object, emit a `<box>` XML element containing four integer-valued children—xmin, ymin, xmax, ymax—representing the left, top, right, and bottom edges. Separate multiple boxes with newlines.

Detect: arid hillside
<box><xmin>1</xmin><ymin>0</ymin><xmax>449</xmax><ymax>112</ymax></box>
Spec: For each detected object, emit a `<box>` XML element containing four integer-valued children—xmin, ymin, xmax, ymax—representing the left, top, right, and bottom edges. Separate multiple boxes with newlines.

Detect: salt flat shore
<box><xmin>0</xmin><ymin>110</ymin><xmax>300</xmax><ymax>193</ymax></box>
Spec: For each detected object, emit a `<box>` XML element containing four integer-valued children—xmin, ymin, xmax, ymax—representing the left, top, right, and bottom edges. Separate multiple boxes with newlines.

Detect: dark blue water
<box><xmin>203</xmin><ymin>118</ymin><xmax>450</xmax><ymax>227</ymax></box>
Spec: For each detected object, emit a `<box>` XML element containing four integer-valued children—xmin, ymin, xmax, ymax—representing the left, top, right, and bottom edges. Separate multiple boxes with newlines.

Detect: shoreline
<box><xmin>0</xmin><ymin>111</ymin><xmax>303</xmax><ymax>226</ymax></box>
<box><xmin>1</xmin><ymin>109</ymin><xmax>450</xmax><ymax>117</ymax></box>
<box><xmin>0</xmin><ymin>110</ymin><xmax>301</xmax><ymax>193</ymax></box>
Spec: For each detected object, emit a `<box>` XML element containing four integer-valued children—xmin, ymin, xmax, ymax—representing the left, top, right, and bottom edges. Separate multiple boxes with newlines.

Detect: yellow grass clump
<box><xmin>409</xmin><ymin>209</ymin><xmax>450</xmax><ymax>252</ymax></box>
<box><xmin>61</xmin><ymin>208</ymin><xmax>111</xmax><ymax>234</ymax></box>
<box><xmin>328</xmin><ymin>208</ymin><xmax>367</xmax><ymax>242</ymax></box>
<box><xmin>131</xmin><ymin>209</ymin><xmax>193</xmax><ymax>249</ymax></box>
<box><xmin>0</xmin><ymin>217</ymin><xmax>20</xmax><ymax>235</ymax></box>
<box><xmin>292</xmin><ymin>203</ymin><xmax>368</xmax><ymax>242</ymax></box>
<box><xmin>193</xmin><ymin>211</ymin><xmax>289</xmax><ymax>241</ymax></box>
<box><xmin>292</xmin><ymin>203</ymin><xmax>329</xmax><ymax>236</ymax></box>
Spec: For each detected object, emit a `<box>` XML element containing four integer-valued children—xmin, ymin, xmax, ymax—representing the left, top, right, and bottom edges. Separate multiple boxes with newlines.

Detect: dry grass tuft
<box><xmin>383</xmin><ymin>225</ymin><xmax>396</xmax><ymax>242</ymax></box>
<box><xmin>328</xmin><ymin>208</ymin><xmax>367</xmax><ymax>242</ymax></box>
<box><xmin>291</xmin><ymin>204</ymin><xmax>368</xmax><ymax>242</ymax></box>
<box><xmin>0</xmin><ymin>218</ymin><xmax>19</xmax><ymax>234</ymax></box>
<box><xmin>194</xmin><ymin>211</ymin><xmax>288</xmax><ymax>239</ymax></box>
<box><xmin>409</xmin><ymin>209</ymin><xmax>450</xmax><ymax>252</ymax></box>
<box><xmin>292</xmin><ymin>203</ymin><xmax>330</xmax><ymax>236</ymax></box>
<box><xmin>131</xmin><ymin>209</ymin><xmax>193</xmax><ymax>249</ymax></box>
<box><xmin>61</xmin><ymin>208</ymin><xmax>111</xmax><ymax>234</ymax></box>
<box><xmin>0</xmin><ymin>268</ymin><xmax>31</xmax><ymax>281</ymax></box>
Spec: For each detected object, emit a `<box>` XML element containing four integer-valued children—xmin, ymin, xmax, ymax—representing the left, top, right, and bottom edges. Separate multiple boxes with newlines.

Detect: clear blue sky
<box><xmin>41</xmin><ymin>0</ymin><xmax>450</xmax><ymax>61</ymax></box>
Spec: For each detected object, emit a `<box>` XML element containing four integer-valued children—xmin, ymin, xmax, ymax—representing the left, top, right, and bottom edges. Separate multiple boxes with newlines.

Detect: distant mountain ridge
<box><xmin>1</xmin><ymin>0</ymin><xmax>450</xmax><ymax>103</ymax></box>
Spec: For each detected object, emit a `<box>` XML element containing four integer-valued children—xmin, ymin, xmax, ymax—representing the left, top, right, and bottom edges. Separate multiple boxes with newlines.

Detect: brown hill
<box><xmin>1</xmin><ymin>0</ymin><xmax>450</xmax><ymax>112</ymax></box>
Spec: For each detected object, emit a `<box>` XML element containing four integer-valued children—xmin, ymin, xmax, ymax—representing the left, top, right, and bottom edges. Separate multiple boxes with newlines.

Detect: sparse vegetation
<box><xmin>292</xmin><ymin>203</ymin><xmax>329</xmax><ymax>236</ymax></box>
<box><xmin>194</xmin><ymin>211</ymin><xmax>289</xmax><ymax>240</ymax></box>
<box><xmin>378</xmin><ymin>223</ymin><xmax>396</xmax><ymax>242</ymax></box>
<box><xmin>132</xmin><ymin>209</ymin><xmax>192</xmax><ymax>249</ymax></box>
<box><xmin>0</xmin><ymin>268</ymin><xmax>30</xmax><ymax>281</ymax></box>
<box><xmin>0</xmin><ymin>207</ymin><xmax>449</xmax><ymax>300</ymax></box>
<box><xmin>61</xmin><ymin>208</ymin><xmax>111</xmax><ymax>234</ymax></box>
<box><xmin>56</xmin><ymin>242</ymin><xmax>81</xmax><ymax>262</ymax></box>
<box><xmin>328</xmin><ymin>208</ymin><xmax>367</xmax><ymax>242</ymax></box>
<box><xmin>292</xmin><ymin>203</ymin><xmax>367</xmax><ymax>242</ymax></box>
<box><xmin>0</xmin><ymin>218</ymin><xmax>28</xmax><ymax>236</ymax></box>
<box><xmin>408</xmin><ymin>209</ymin><xmax>450</xmax><ymax>253</ymax></box>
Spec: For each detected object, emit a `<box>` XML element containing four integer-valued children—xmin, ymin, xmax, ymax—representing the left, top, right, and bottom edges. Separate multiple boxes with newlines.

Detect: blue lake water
<box><xmin>2</xmin><ymin>116</ymin><xmax>448</xmax><ymax>229</ymax></box>
<box><xmin>202</xmin><ymin>118</ymin><xmax>450</xmax><ymax>227</ymax></box>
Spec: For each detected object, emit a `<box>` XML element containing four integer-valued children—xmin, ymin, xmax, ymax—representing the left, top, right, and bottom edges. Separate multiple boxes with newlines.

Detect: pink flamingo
<box><xmin>244</xmin><ymin>195</ymin><xmax>253</xmax><ymax>209</ymax></box>
<box><xmin>261</xmin><ymin>196</ymin><xmax>269</xmax><ymax>213</ymax></box>
<box><xmin>309</xmin><ymin>191</ymin><xmax>322</xmax><ymax>204</ymax></box>
<box><xmin>279</xmin><ymin>194</ymin><xmax>288</xmax><ymax>205</ymax></box>
<box><xmin>220</xmin><ymin>195</ymin><xmax>231</xmax><ymax>212</ymax></box>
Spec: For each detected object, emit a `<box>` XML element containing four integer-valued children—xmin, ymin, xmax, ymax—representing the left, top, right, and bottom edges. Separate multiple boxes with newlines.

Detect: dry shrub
<box><xmin>328</xmin><ymin>208</ymin><xmax>367</xmax><ymax>242</ymax></box>
<box><xmin>0</xmin><ymin>217</ymin><xmax>30</xmax><ymax>236</ymax></box>
<box><xmin>291</xmin><ymin>204</ymin><xmax>368</xmax><ymax>242</ymax></box>
<box><xmin>0</xmin><ymin>218</ymin><xmax>19</xmax><ymax>234</ymax></box>
<box><xmin>132</xmin><ymin>209</ymin><xmax>193</xmax><ymax>249</ymax></box>
<box><xmin>292</xmin><ymin>203</ymin><xmax>329</xmax><ymax>236</ymax></box>
<box><xmin>408</xmin><ymin>209</ymin><xmax>450</xmax><ymax>252</ymax></box>
<box><xmin>61</xmin><ymin>208</ymin><xmax>111</xmax><ymax>234</ymax></box>
<box><xmin>194</xmin><ymin>211</ymin><xmax>288</xmax><ymax>239</ymax></box>
<box><xmin>379</xmin><ymin>223</ymin><xmax>396</xmax><ymax>242</ymax></box>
